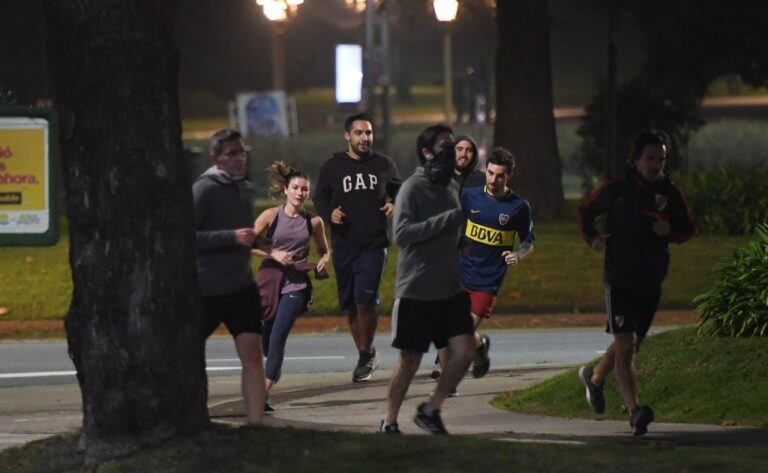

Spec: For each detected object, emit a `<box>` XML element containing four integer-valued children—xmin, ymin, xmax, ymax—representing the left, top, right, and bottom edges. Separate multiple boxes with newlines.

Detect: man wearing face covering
<box><xmin>378</xmin><ymin>125</ymin><xmax>475</xmax><ymax>435</ymax></box>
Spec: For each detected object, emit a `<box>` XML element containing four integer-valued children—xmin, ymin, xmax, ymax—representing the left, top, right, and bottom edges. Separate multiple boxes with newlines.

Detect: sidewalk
<box><xmin>210</xmin><ymin>366</ymin><xmax>767</xmax><ymax>446</ymax></box>
<box><xmin>2</xmin><ymin>364</ymin><xmax>765</xmax><ymax>453</ymax></box>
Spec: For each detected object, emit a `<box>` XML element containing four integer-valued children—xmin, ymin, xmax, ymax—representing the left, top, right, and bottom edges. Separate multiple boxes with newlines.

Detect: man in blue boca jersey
<box><xmin>458</xmin><ymin>147</ymin><xmax>534</xmax><ymax>378</ymax></box>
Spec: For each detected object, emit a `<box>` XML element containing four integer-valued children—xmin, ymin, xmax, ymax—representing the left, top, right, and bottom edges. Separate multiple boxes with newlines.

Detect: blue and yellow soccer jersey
<box><xmin>459</xmin><ymin>186</ymin><xmax>534</xmax><ymax>295</ymax></box>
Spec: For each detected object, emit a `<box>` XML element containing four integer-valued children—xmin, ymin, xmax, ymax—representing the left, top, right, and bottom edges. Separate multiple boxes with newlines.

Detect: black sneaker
<box><xmin>264</xmin><ymin>399</ymin><xmax>275</xmax><ymax>413</ymax></box>
<box><xmin>430</xmin><ymin>361</ymin><xmax>442</xmax><ymax>380</ymax></box>
<box><xmin>471</xmin><ymin>334</ymin><xmax>491</xmax><ymax>378</ymax></box>
<box><xmin>630</xmin><ymin>405</ymin><xmax>654</xmax><ymax>436</ymax></box>
<box><xmin>578</xmin><ymin>365</ymin><xmax>606</xmax><ymax>414</ymax></box>
<box><xmin>379</xmin><ymin>420</ymin><xmax>401</xmax><ymax>434</ymax></box>
<box><xmin>352</xmin><ymin>348</ymin><xmax>379</xmax><ymax>382</ymax></box>
<box><xmin>414</xmin><ymin>402</ymin><xmax>448</xmax><ymax>435</ymax></box>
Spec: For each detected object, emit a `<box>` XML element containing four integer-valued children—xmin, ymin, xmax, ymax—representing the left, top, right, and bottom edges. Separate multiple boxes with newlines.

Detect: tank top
<box><xmin>270</xmin><ymin>205</ymin><xmax>312</xmax><ymax>294</ymax></box>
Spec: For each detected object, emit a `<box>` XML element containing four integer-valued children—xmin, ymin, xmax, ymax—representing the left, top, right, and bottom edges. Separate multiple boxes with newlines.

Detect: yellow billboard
<box><xmin>0</xmin><ymin>117</ymin><xmax>51</xmax><ymax>236</ymax></box>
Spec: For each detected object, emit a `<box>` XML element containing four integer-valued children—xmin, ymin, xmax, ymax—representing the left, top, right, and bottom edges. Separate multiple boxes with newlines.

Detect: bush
<box><xmin>675</xmin><ymin>164</ymin><xmax>768</xmax><ymax>236</ymax></box>
<box><xmin>576</xmin><ymin>78</ymin><xmax>703</xmax><ymax>179</ymax></box>
<box><xmin>685</xmin><ymin>120</ymin><xmax>768</xmax><ymax>170</ymax></box>
<box><xmin>694</xmin><ymin>224</ymin><xmax>768</xmax><ymax>337</ymax></box>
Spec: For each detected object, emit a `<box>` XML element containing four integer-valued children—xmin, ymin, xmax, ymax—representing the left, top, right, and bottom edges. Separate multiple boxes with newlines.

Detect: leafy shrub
<box><xmin>675</xmin><ymin>164</ymin><xmax>768</xmax><ymax>236</ymax></box>
<box><xmin>685</xmin><ymin>120</ymin><xmax>768</xmax><ymax>170</ymax></box>
<box><xmin>694</xmin><ymin>224</ymin><xmax>768</xmax><ymax>337</ymax></box>
<box><xmin>576</xmin><ymin>78</ymin><xmax>703</xmax><ymax>179</ymax></box>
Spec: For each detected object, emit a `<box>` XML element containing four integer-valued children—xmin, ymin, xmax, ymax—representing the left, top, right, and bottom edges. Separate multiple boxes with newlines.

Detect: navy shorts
<box><xmin>202</xmin><ymin>283</ymin><xmax>263</xmax><ymax>338</ymax></box>
<box><xmin>605</xmin><ymin>284</ymin><xmax>661</xmax><ymax>338</ymax></box>
<box><xmin>332</xmin><ymin>247</ymin><xmax>387</xmax><ymax>311</ymax></box>
<box><xmin>391</xmin><ymin>291</ymin><xmax>474</xmax><ymax>353</ymax></box>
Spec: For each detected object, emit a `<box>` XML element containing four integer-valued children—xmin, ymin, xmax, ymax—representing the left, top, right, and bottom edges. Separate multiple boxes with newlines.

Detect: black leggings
<box><xmin>262</xmin><ymin>287</ymin><xmax>310</xmax><ymax>381</ymax></box>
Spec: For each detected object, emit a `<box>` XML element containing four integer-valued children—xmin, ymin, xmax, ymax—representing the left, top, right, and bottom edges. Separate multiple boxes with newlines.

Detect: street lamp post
<box><xmin>270</xmin><ymin>23</ymin><xmax>286</xmax><ymax>90</ymax></box>
<box><xmin>258</xmin><ymin>0</ymin><xmax>304</xmax><ymax>91</ymax></box>
<box><xmin>433</xmin><ymin>0</ymin><xmax>459</xmax><ymax>124</ymax></box>
<box><xmin>344</xmin><ymin>0</ymin><xmax>392</xmax><ymax>154</ymax></box>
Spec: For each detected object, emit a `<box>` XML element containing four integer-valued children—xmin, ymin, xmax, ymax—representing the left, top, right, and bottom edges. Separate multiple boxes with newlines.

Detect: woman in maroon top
<box><xmin>253</xmin><ymin>162</ymin><xmax>330</xmax><ymax>411</ymax></box>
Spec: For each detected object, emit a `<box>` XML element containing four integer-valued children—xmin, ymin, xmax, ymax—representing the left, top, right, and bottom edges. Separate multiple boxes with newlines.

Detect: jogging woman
<box><xmin>254</xmin><ymin>162</ymin><xmax>330</xmax><ymax>411</ymax></box>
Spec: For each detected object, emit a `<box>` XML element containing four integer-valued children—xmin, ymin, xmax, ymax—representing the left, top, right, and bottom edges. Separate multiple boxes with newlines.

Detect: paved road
<box><xmin>0</xmin><ymin>328</ymin><xmax>623</xmax><ymax>388</ymax></box>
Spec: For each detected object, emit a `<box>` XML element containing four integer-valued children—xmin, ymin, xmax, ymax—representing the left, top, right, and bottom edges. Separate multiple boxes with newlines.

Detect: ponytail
<box><xmin>265</xmin><ymin>161</ymin><xmax>308</xmax><ymax>199</ymax></box>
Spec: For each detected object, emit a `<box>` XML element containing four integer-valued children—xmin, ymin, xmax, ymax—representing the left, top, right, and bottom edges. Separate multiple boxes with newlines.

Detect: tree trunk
<box><xmin>43</xmin><ymin>0</ymin><xmax>210</xmax><ymax>463</ymax></box>
<box><xmin>494</xmin><ymin>0</ymin><xmax>565</xmax><ymax>220</ymax></box>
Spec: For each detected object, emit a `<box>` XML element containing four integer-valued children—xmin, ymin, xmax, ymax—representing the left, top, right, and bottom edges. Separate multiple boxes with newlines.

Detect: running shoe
<box><xmin>471</xmin><ymin>334</ymin><xmax>491</xmax><ymax>378</ymax></box>
<box><xmin>414</xmin><ymin>402</ymin><xmax>448</xmax><ymax>435</ymax></box>
<box><xmin>264</xmin><ymin>399</ymin><xmax>275</xmax><ymax>413</ymax></box>
<box><xmin>430</xmin><ymin>360</ymin><xmax>442</xmax><ymax>380</ymax></box>
<box><xmin>630</xmin><ymin>405</ymin><xmax>654</xmax><ymax>436</ymax></box>
<box><xmin>378</xmin><ymin>420</ymin><xmax>401</xmax><ymax>434</ymax></box>
<box><xmin>578</xmin><ymin>365</ymin><xmax>606</xmax><ymax>414</ymax></box>
<box><xmin>352</xmin><ymin>348</ymin><xmax>379</xmax><ymax>382</ymax></box>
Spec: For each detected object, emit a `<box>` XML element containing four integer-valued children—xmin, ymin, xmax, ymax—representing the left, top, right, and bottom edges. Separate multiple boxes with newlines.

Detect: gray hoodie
<box><xmin>192</xmin><ymin>166</ymin><xmax>256</xmax><ymax>297</ymax></box>
<box><xmin>393</xmin><ymin>168</ymin><xmax>464</xmax><ymax>301</ymax></box>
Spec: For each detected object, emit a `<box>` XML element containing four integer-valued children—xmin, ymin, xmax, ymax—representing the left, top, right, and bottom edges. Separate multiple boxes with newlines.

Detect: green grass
<box><xmin>491</xmin><ymin>224</ymin><xmax>749</xmax><ymax>314</ymax></box>
<box><xmin>0</xmin><ymin>218</ymin><xmax>71</xmax><ymax>321</ymax></box>
<box><xmin>493</xmin><ymin>327</ymin><xmax>768</xmax><ymax>427</ymax></box>
<box><xmin>706</xmin><ymin>76</ymin><xmax>768</xmax><ymax>97</ymax></box>
<box><xmin>181</xmin><ymin>85</ymin><xmax>449</xmax><ymax>135</ymax></box>
<box><xmin>2</xmin><ymin>424</ymin><xmax>766</xmax><ymax>473</ymax></box>
<box><xmin>0</xmin><ymin>218</ymin><xmax>750</xmax><ymax>320</ymax></box>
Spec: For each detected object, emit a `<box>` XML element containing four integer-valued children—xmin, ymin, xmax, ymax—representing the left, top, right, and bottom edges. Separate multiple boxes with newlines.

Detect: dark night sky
<box><xmin>1</xmin><ymin>0</ymin><xmax>645</xmax><ymax>113</ymax></box>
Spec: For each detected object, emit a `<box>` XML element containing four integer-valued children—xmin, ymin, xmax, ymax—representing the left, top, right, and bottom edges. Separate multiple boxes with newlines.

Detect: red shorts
<box><xmin>468</xmin><ymin>289</ymin><xmax>497</xmax><ymax>319</ymax></box>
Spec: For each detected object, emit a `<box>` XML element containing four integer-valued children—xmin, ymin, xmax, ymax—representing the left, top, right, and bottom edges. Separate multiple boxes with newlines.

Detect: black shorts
<box><xmin>605</xmin><ymin>284</ymin><xmax>661</xmax><ymax>338</ymax></box>
<box><xmin>391</xmin><ymin>291</ymin><xmax>474</xmax><ymax>353</ymax></box>
<box><xmin>202</xmin><ymin>283</ymin><xmax>263</xmax><ymax>338</ymax></box>
<box><xmin>332</xmin><ymin>247</ymin><xmax>387</xmax><ymax>311</ymax></box>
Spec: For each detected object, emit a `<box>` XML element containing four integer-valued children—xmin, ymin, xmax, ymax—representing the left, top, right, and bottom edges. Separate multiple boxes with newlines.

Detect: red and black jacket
<box><xmin>578</xmin><ymin>169</ymin><xmax>694</xmax><ymax>289</ymax></box>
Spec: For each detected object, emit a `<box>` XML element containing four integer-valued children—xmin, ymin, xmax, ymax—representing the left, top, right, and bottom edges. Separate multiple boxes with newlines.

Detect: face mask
<box><xmin>424</xmin><ymin>148</ymin><xmax>455</xmax><ymax>186</ymax></box>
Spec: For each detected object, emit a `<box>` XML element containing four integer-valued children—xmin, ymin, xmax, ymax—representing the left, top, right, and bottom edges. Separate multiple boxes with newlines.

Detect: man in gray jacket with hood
<box><xmin>430</xmin><ymin>133</ymin><xmax>486</xmax><ymax>381</ymax></box>
<box><xmin>193</xmin><ymin>128</ymin><xmax>267</xmax><ymax>424</ymax></box>
<box><xmin>379</xmin><ymin>125</ymin><xmax>474</xmax><ymax>435</ymax></box>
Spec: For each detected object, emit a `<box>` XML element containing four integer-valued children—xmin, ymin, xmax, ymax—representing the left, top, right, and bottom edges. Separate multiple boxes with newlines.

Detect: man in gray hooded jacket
<box><xmin>192</xmin><ymin>128</ymin><xmax>267</xmax><ymax>424</ymax></box>
<box><xmin>379</xmin><ymin>125</ymin><xmax>474</xmax><ymax>435</ymax></box>
<box><xmin>430</xmin><ymin>133</ymin><xmax>486</xmax><ymax>381</ymax></box>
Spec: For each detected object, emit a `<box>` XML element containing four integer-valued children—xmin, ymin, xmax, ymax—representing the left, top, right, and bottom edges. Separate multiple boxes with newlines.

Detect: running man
<box><xmin>193</xmin><ymin>128</ymin><xmax>267</xmax><ymax>424</ymax></box>
<box><xmin>578</xmin><ymin>129</ymin><xmax>694</xmax><ymax>436</ymax></box>
<box><xmin>459</xmin><ymin>147</ymin><xmax>534</xmax><ymax>378</ymax></box>
<box><xmin>380</xmin><ymin>129</ymin><xmax>474</xmax><ymax>435</ymax></box>
<box><xmin>313</xmin><ymin>113</ymin><xmax>401</xmax><ymax>382</ymax></box>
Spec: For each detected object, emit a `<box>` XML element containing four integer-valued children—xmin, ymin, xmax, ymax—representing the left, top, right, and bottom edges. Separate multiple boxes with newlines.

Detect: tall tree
<box><xmin>43</xmin><ymin>0</ymin><xmax>209</xmax><ymax>463</ymax></box>
<box><xmin>577</xmin><ymin>0</ymin><xmax>768</xmax><ymax>179</ymax></box>
<box><xmin>494</xmin><ymin>0</ymin><xmax>565</xmax><ymax>219</ymax></box>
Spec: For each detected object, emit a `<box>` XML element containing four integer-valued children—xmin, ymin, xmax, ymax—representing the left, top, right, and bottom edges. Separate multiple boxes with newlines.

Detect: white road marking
<box><xmin>208</xmin><ymin>356</ymin><xmax>346</xmax><ymax>362</ymax></box>
<box><xmin>14</xmin><ymin>415</ymin><xmax>81</xmax><ymax>423</ymax></box>
<box><xmin>0</xmin><ymin>356</ymin><xmax>348</xmax><ymax>380</ymax></box>
<box><xmin>0</xmin><ymin>370</ymin><xmax>75</xmax><ymax>379</ymax></box>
